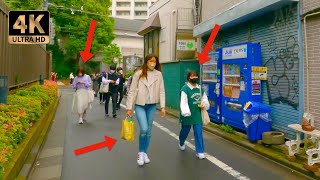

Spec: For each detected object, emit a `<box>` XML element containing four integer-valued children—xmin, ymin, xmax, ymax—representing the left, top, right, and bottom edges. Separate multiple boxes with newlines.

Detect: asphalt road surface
<box><xmin>31</xmin><ymin>88</ymin><xmax>311</xmax><ymax>180</ymax></box>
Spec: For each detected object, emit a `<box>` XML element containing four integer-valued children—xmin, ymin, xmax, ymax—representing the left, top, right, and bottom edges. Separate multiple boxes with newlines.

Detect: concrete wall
<box><xmin>302</xmin><ymin>0</ymin><xmax>320</xmax><ymax>128</ymax></box>
<box><xmin>149</xmin><ymin>0</ymin><xmax>194</xmax><ymax>62</ymax></box>
<box><xmin>201</xmin><ymin>0</ymin><xmax>245</xmax><ymax>23</ymax></box>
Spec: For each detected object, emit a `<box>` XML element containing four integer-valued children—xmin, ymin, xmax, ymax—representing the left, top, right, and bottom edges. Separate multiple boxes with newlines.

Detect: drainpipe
<box><xmin>304</xmin><ymin>11</ymin><xmax>320</xmax><ymax>113</ymax></box>
<box><xmin>171</xmin><ymin>10</ymin><xmax>176</xmax><ymax>62</ymax></box>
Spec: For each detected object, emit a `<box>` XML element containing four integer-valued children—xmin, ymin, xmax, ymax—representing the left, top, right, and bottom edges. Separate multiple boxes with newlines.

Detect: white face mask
<box><xmin>147</xmin><ymin>63</ymin><xmax>156</xmax><ymax>70</ymax></box>
<box><xmin>110</xmin><ymin>70</ymin><xmax>115</xmax><ymax>73</ymax></box>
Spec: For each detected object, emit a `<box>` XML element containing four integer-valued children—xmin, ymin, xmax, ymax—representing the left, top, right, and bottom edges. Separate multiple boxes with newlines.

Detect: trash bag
<box><xmin>121</xmin><ymin>118</ymin><xmax>134</xmax><ymax>141</ymax></box>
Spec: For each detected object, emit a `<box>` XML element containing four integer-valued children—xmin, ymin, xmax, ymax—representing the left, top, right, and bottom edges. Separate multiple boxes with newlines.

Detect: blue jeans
<box><xmin>179</xmin><ymin>124</ymin><xmax>205</xmax><ymax>153</ymax></box>
<box><xmin>135</xmin><ymin>104</ymin><xmax>157</xmax><ymax>153</ymax></box>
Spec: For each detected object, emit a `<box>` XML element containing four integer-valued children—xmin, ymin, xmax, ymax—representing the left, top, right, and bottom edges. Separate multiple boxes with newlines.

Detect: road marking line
<box><xmin>153</xmin><ymin>121</ymin><xmax>250</xmax><ymax>180</ymax></box>
<box><xmin>120</xmin><ymin>104</ymin><xmax>135</xmax><ymax>113</ymax></box>
<box><xmin>120</xmin><ymin>104</ymin><xmax>249</xmax><ymax>180</ymax></box>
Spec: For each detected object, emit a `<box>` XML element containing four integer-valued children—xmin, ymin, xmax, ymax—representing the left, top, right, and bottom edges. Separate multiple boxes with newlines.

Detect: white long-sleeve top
<box><xmin>102</xmin><ymin>76</ymin><xmax>120</xmax><ymax>85</ymax></box>
<box><xmin>180</xmin><ymin>83</ymin><xmax>210</xmax><ymax>117</ymax></box>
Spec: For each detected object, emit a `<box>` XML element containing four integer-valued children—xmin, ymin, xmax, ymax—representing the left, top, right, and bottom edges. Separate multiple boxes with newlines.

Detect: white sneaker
<box><xmin>78</xmin><ymin>118</ymin><xmax>84</xmax><ymax>124</ymax></box>
<box><xmin>137</xmin><ymin>152</ymin><xmax>144</xmax><ymax>166</ymax></box>
<box><xmin>196</xmin><ymin>153</ymin><xmax>206</xmax><ymax>159</ymax></box>
<box><xmin>143</xmin><ymin>153</ymin><xmax>150</xmax><ymax>164</ymax></box>
<box><xmin>179</xmin><ymin>144</ymin><xmax>186</xmax><ymax>151</ymax></box>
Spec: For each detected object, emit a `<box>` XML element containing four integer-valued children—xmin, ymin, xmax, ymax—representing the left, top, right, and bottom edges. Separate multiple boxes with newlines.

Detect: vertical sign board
<box><xmin>252</xmin><ymin>66</ymin><xmax>267</xmax><ymax>80</ymax></box>
<box><xmin>8</xmin><ymin>11</ymin><xmax>50</xmax><ymax>44</ymax></box>
<box><xmin>252</xmin><ymin>80</ymin><xmax>261</xmax><ymax>95</ymax></box>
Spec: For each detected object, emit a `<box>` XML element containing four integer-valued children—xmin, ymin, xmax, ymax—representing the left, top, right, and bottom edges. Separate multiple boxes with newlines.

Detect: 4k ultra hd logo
<box><xmin>9</xmin><ymin>11</ymin><xmax>50</xmax><ymax>44</ymax></box>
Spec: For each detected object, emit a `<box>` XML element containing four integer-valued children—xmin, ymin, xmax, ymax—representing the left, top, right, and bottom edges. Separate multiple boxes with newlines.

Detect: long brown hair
<box><xmin>139</xmin><ymin>54</ymin><xmax>161</xmax><ymax>79</ymax></box>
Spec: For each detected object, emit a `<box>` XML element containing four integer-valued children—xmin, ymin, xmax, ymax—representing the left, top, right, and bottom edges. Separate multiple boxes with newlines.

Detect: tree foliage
<box><xmin>102</xmin><ymin>43</ymin><xmax>122</xmax><ymax>65</ymax></box>
<box><xmin>48</xmin><ymin>0</ymin><xmax>116</xmax><ymax>62</ymax></box>
<box><xmin>5</xmin><ymin>0</ymin><xmax>120</xmax><ymax>75</ymax></box>
<box><xmin>4</xmin><ymin>0</ymin><xmax>43</xmax><ymax>10</ymax></box>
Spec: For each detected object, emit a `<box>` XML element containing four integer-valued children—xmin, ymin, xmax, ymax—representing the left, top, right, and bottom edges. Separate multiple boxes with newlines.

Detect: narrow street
<box><xmin>29</xmin><ymin>87</ymin><xmax>309</xmax><ymax>180</ymax></box>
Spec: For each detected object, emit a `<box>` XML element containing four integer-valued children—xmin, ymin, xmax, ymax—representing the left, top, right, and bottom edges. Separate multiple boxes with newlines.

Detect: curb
<box><xmin>160</xmin><ymin>107</ymin><xmax>319</xmax><ymax>179</ymax></box>
<box><xmin>15</xmin><ymin>91</ymin><xmax>61</xmax><ymax>180</ymax></box>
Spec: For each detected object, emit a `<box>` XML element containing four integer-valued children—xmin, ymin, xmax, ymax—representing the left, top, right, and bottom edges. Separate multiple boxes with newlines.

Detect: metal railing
<box><xmin>0</xmin><ymin>0</ymin><xmax>51</xmax><ymax>89</ymax></box>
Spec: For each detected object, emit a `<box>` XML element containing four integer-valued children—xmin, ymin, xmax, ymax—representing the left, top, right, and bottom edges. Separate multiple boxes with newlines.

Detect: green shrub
<box><xmin>220</xmin><ymin>124</ymin><xmax>234</xmax><ymax>134</ymax></box>
<box><xmin>0</xmin><ymin>80</ymin><xmax>58</xmax><ymax>176</ymax></box>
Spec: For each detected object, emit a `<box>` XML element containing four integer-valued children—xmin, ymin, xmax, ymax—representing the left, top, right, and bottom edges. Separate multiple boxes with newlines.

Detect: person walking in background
<box><xmin>126</xmin><ymin>54</ymin><xmax>165</xmax><ymax>166</ymax></box>
<box><xmin>116</xmin><ymin>67</ymin><xmax>125</xmax><ymax>109</ymax></box>
<box><xmin>69</xmin><ymin>72</ymin><xmax>74</xmax><ymax>85</ymax></box>
<box><xmin>72</xmin><ymin>68</ymin><xmax>93</xmax><ymax>124</ymax></box>
<box><xmin>92</xmin><ymin>73</ymin><xmax>100</xmax><ymax>97</ymax></box>
<box><xmin>126</xmin><ymin>68</ymin><xmax>139</xmax><ymax>95</ymax></box>
<box><xmin>98</xmin><ymin>71</ymin><xmax>107</xmax><ymax>104</ymax></box>
<box><xmin>179</xmin><ymin>71</ymin><xmax>209</xmax><ymax>159</ymax></box>
<box><xmin>105</xmin><ymin>66</ymin><xmax>120</xmax><ymax>118</ymax></box>
<box><xmin>51</xmin><ymin>71</ymin><xmax>57</xmax><ymax>82</ymax></box>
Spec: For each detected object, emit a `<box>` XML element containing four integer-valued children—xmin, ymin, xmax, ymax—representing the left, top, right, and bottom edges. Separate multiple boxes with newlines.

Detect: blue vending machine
<box><xmin>201</xmin><ymin>52</ymin><xmax>222</xmax><ymax>123</ymax></box>
<box><xmin>219</xmin><ymin>42</ymin><xmax>262</xmax><ymax>131</ymax></box>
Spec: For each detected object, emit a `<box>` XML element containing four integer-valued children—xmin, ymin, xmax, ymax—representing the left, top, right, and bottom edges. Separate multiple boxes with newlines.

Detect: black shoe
<box><xmin>113</xmin><ymin>114</ymin><xmax>117</xmax><ymax>118</ymax></box>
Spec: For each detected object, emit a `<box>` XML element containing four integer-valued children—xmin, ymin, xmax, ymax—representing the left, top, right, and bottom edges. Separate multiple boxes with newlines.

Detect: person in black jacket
<box><xmin>116</xmin><ymin>67</ymin><xmax>125</xmax><ymax>110</ymax></box>
<box><xmin>105</xmin><ymin>66</ymin><xmax>120</xmax><ymax>118</ymax></box>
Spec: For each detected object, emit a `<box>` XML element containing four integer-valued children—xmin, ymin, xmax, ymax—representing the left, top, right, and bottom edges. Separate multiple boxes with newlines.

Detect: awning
<box><xmin>193</xmin><ymin>0</ymin><xmax>298</xmax><ymax>37</ymax></box>
<box><xmin>137</xmin><ymin>13</ymin><xmax>161</xmax><ymax>35</ymax></box>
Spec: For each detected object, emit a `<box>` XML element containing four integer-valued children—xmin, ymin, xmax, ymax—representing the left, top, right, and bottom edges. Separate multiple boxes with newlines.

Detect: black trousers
<box><xmin>100</xmin><ymin>92</ymin><xmax>106</xmax><ymax>102</ymax></box>
<box><xmin>117</xmin><ymin>87</ymin><xmax>124</xmax><ymax>106</ymax></box>
<box><xmin>105</xmin><ymin>92</ymin><xmax>118</xmax><ymax>115</ymax></box>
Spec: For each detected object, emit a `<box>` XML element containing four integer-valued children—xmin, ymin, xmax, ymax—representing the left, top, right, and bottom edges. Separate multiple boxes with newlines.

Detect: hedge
<box><xmin>0</xmin><ymin>80</ymin><xmax>58</xmax><ymax>177</ymax></box>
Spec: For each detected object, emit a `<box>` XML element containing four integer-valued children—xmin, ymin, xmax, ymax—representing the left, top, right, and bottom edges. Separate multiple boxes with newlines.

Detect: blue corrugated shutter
<box><xmin>207</xmin><ymin>4</ymin><xmax>301</xmax><ymax>138</ymax></box>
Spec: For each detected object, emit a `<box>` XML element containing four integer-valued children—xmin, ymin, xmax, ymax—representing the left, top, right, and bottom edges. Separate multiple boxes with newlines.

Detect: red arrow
<box><xmin>74</xmin><ymin>136</ymin><xmax>117</xmax><ymax>156</ymax></box>
<box><xmin>80</xmin><ymin>20</ymin><xmax>97</xmax><ymax>63</ymax></box>
<box><xmin>197</xmin><ymin>24</ymin><xmax>221</xmax><ymax>64</ymax></box>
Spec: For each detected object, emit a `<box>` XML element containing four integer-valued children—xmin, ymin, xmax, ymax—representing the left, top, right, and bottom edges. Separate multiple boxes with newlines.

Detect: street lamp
<box><xmin>0</xmin><ymin>76</ymin><xmax>8</xmax><ymax>104</ymax></box>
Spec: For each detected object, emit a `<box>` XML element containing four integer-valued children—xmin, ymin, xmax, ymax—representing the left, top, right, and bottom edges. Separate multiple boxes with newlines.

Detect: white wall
<box><xmin>201</xmin><ymin>0</ymin><xmax>245</xmax><ymax>23</ymax></box>
<box><xmin>149</xmin><ymin>0</ymin><xmax>193</xmax><ymax>62</ymax></box>
<box><xmin>111</xmin><ymin>0</ymin><xmax>158</xmax><ymax>20</ymax></box>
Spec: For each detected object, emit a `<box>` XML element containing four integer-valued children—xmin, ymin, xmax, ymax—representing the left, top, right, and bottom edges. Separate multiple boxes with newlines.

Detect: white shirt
<box><xmin>70</xmin><ymin>74</ymin><xmax>74</xmax><ymax>79</ymax></box>
<box><xmin>180</xmin><ymin>83</ymin><xmax>210</xmax><ymax>117</ymax></box>
<box><xmin>102</xmin><ymin>76</ymin><xmax>120</xmax><ymax>85</ymax></box>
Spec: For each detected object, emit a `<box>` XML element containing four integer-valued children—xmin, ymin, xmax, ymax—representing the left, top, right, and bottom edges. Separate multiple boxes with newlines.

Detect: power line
<box><xmin>48</xmin><ymin>3</ymin><xmax>110</xmax><ymax>17</ymax></box>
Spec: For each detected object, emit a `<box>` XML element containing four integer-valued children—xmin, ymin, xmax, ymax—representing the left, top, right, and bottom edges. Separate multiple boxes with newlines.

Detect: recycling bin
<box><xmin>243</xmin><ymin>101</ymin><xmax>271</xmax><ymax>142</ymax></box>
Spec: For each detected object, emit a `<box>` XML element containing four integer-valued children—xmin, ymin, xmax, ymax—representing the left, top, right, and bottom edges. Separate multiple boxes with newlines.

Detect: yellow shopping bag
<box><xmin>121</xmin><ymin>118</ymin><xmax>134</xmax><ymax>141</ymax></box>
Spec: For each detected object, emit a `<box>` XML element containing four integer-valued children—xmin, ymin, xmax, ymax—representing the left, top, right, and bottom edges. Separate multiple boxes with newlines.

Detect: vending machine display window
<box><xmin>223</xmin><ymin>64</ymin><xmax>240</xmax><ymax>98</ymax></box>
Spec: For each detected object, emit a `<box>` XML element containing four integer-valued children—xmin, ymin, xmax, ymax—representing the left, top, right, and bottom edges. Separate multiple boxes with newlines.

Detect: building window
<box><xmin>144</xmin><ymin>30</ymin><xmax>160</xmax><ymax>57</ymax></box>
<box><xmin>116</xmin><ymin>11</ymin><xmax>130</xmax><ymax>16</ymax></box>
<box><xmin>135</xmin><ymin>11</ymin><xmax>147</xmax><ymax>16</ymax></box>
<box><xmin>135</xmin><ymin>2</ymin><xmax>147</xmax><ymax>7</ymax></box>
<box><xmin>116</xmin><ymin>2</ymin><xmax>131</xmax><ymax>7</ymax></box>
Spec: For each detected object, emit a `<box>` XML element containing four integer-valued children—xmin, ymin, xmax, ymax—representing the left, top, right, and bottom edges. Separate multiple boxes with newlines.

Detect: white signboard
<box><xmin>222</xmin><ymin>44</ymin><xmax>248</xmax><ymax>60</ymax></box>
<box><xmin>177</xmin><ymin>40</ymin><xmax>196</xmax><ymax>51</ymax></box>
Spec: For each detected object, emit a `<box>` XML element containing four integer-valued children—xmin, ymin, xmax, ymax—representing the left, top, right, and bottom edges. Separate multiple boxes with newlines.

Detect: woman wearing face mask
<box><xmin>179</xmin><ymin>71</ymin><xmax>209</xmax><ymax>159</ymax></box>
<box><xmin>72</xmin><ymin>68</ymin><xmax>93</xmax><ymax>124</ymax></box>
<box><xmin>126</xmin><ymin>54</ymin><xmax>166</xmax><ymax>166</ymax></box>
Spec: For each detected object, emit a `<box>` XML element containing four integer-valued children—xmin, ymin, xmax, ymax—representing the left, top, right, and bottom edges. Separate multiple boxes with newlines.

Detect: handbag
<box><xmin>199</xmin><ymin>87</ymin><xmax>210</xmax><ymax>126</ymax></box>
<box><xmin>99</xmin><ymin>76</ymin><xmax>109</xmax><ymax>93</ymax></box>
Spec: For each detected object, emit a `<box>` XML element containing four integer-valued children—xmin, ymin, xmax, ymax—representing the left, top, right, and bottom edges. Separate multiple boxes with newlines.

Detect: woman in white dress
<box><xmin>72</xmin><ymin>68</ymin><xmax>93</xmax><ymax>124</ymax></box>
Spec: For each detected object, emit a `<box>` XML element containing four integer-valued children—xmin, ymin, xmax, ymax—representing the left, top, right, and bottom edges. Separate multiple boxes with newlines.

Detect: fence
<box><xmin>0</xmin><ymin>0</ymin><xmax>51</xmax><ymax>89</ymax></box>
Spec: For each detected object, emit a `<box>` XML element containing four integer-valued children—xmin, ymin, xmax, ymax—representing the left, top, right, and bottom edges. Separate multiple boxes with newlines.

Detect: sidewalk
<box><xmin>157</xmin><ymin>105</ymin><xmax>320</xmax><ymax>179</ymax></box>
